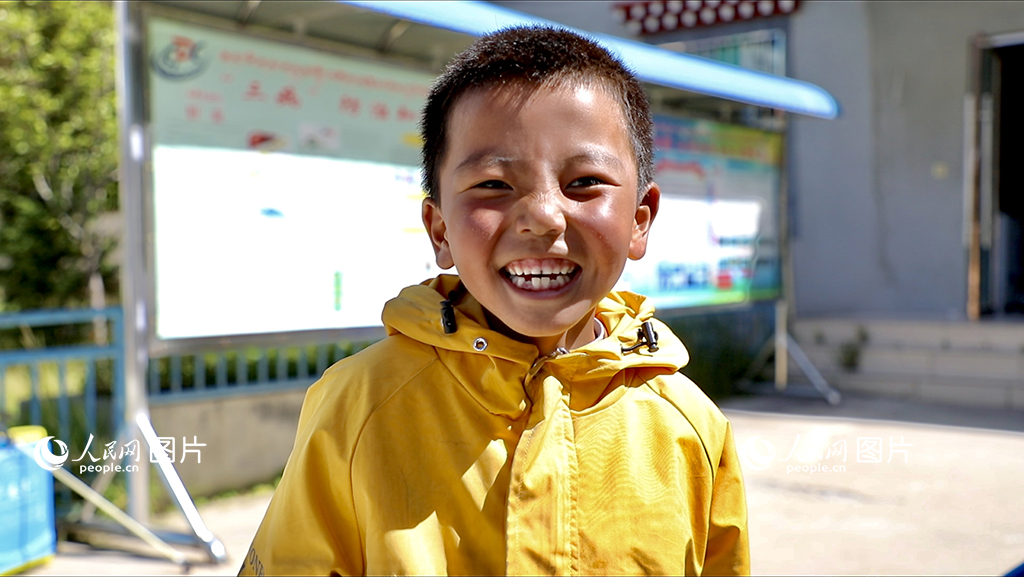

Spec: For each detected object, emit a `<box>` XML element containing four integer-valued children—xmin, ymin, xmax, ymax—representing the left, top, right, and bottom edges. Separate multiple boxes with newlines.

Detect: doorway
<box><xmin>975</xmin><ymin>37</ymin><xmax>1024</xmax><ymax>317</ymax></box>
<box><xmin>995</xmin><ymin>44</ymin><xmax>1024</xmax><ymax>313</ymax></box>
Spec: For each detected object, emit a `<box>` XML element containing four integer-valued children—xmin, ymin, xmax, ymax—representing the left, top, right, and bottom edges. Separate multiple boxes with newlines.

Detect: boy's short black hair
<box><xmin>420</xmin><ymin>26</ymin><xmax>654</xmax><ymax>203</ymax></box>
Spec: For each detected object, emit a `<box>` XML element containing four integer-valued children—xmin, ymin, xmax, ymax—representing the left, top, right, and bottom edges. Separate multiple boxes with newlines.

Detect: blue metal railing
<box><xmin>0</xmin><ymin>306</ymin><xmax>368</xmax><ymax>413</ymax></box>
<box><xmin>0</xmin><ymin>308</ymin><xmax>124</xmax><ymax>442</ymax></box>
<box><xmin>146</xmin><ymin>341</ymin><xmax>366</xmax><ymax>405</ymax></box>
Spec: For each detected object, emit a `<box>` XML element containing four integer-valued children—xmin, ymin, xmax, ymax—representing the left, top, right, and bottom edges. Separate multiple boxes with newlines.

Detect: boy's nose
<box><xmin>516</xmin><ymin>189</ymin><xmax>567</xmax><ymax>237</ymax></box>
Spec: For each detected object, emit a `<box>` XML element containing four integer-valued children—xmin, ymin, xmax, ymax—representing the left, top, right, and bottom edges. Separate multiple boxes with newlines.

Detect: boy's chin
<box><xmin>482</xmin><ymin>306</ymin><xmax>595</xmax><ymax>346</ymax></box>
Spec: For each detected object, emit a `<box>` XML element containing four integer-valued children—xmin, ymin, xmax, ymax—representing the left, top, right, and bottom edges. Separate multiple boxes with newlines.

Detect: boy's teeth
<box><xmin>507</xmin><ymin>272</ymin><xmax>573</xmax><ymax>291</ymax></box>
<box><xmin>503</xmin><ymin>258</ymin><xmax>578</xmax><ymax>291</ymax></box>
<box><xmin>505</xmin><ymin>259</ymin><xmax>575</xmax><ymax>274</ymax></box>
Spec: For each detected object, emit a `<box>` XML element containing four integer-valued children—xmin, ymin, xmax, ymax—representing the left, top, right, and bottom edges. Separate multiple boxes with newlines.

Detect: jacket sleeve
<box><xmin>239</xmin><ymin>384</ymin><xmax>365</xmax><ymax>576</ymax></box>
<box><xmin>702</xmin><ymin>420</ymin><xmax>750</xmax><ymax>576</ymax></box>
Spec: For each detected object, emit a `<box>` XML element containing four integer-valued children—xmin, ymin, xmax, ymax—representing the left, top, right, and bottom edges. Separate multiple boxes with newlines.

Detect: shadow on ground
<box><xmin>723</xmin><ymin>384</ymin><xmax>1024</xmax><ymax>434</ymax></box>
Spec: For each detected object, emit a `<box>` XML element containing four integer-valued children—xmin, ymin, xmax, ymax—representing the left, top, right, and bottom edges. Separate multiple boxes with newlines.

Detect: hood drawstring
<box><xmin>622</xmin><ymin>320</ymin><xmax>659</xmax><ymax>354</ymax></box>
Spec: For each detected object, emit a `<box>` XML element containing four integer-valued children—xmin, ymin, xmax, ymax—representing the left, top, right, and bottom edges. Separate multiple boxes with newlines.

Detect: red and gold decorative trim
<box><xmin>613</xmin><ymin>0</ymin><xmax>799</xmax><ymax>35</ymax></box>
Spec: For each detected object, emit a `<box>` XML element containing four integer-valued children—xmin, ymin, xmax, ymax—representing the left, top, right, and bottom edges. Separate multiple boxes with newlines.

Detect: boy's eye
<box><xmin>568</xmin><ymin>176</ymin><xmax>605</xmax><ymax>187</ymax></box>
<box><xmin>474</xmin><ymin>180</ymin><xmax>510</xmax><ymax>189</ymax></box>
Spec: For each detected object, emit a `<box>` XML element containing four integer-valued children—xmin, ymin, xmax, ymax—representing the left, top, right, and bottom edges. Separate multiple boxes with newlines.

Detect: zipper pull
<box><xmin>524</xmin><ymin>347</ymin><xmax>568</xmax><ymax>389</ymax></box>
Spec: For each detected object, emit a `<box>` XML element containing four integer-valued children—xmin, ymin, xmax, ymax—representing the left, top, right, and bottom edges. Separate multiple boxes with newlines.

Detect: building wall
<box><xmin>786</xmin><ymin>1</ymin><xmax>890</xmax><ymax>317</ymax></box>
<box><xmin>789</xmin><ymin>1</ymin><xmax>1024</xmax><ymax>318</ymax></box>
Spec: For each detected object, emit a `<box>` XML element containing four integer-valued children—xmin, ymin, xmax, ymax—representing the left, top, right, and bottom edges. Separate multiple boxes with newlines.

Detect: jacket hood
<box><xmin>381</xmin><ymin>275</ymin><xmax>689</xmax><ymax>416</ymax></box>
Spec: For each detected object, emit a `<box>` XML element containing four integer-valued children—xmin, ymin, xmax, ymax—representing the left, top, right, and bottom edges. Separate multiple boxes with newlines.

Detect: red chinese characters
<box><xmin>244</xmin><ymin>80</ymin><xmax>266</xmax><ymax>101</ymax></box>
<box><xmin>397</xmin><ymin>105</ymin><xmax>416</xmax><ymax>122</ymax></box>
<box><xmin>339</xmin><ymin>95</ymin><xmax>360</xmax><ymax>115</ymax></box>
<box><xmin>186</xmin><ymin>89</ymin><xmax>223</xmax><ymax>103</ymax></box>
<box><xmin>276</xmin><ymin>86</ymin><xmax>300</xmax><ymax>107</ymax></box>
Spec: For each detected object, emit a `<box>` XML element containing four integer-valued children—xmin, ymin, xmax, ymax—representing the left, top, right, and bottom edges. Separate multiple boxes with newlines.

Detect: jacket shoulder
<box><xmin>241</xmin><ymin>335</ymin><xmax>438</xmax><ymax>577</ymax></box>
<box><xmin>642</xmin><ymin>371</ymin><xmax>732</xmax><ymax>472</ymax></box>
<box><xmin>298</xmin><ymin>334</ymin><xmax>439</xmax><ymax>441</ymax></box>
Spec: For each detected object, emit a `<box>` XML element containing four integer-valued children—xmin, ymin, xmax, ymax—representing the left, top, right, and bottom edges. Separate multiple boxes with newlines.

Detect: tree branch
<box><xmin>32</xmin><ymin>170</ymin><xmax>54</xmax><ymax>203</ymax></box>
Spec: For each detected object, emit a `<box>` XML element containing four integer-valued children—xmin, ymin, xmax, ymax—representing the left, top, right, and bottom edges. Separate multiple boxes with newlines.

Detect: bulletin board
<box><xmin>144</xmin><ymin>14</ymin><xmax>445</xmax><ymax>342</ymax></box>
<box><xmin>139</xmin><ymin>10</ymin><xmax>782</xmax><ymax>347</ymax></box>
<box><xmin>617</xmin><ymin>115</ymin><xmax>782</xmax><ymax>310</ymax></box>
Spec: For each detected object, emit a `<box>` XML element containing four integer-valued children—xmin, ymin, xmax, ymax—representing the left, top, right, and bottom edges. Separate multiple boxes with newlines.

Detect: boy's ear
<box><xmin>422</xmin><ymin>198</ymin><xmax>455</xmax><ymax>269</ymax></box>
<box><xmin>629</xmin><ymin>182</ymin><xmax>660</xmax><ymax>260</ymax></box>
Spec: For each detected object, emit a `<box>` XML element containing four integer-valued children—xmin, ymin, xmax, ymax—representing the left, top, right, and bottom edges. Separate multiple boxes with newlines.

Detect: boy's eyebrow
<box><xmin>453</xmin><ymin>149</ymin><xmax>514</xmax><ymax>174</ymax></box>
<box><xmin>567</xmin><ymin>148</ymin><xmax>626</xmax><ymax>170</ymax></box>
<box><xmin>453</xmin><ymin>147</ymin><xmax>625</xmax><ymax>174</ymax></box>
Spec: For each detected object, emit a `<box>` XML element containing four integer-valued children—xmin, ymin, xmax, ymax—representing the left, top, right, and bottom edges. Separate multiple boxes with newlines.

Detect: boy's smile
<box><xmin>423</xmin><ymin>82</ymin><xmax>659</xmax><ymax>354</ymax></box>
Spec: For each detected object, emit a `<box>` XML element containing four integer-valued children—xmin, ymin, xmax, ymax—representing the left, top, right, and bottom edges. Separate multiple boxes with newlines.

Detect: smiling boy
<box><xmin>241</xmin><ymin>27</ymin><xmax>748</xmax><ymax>576</ymax></box>
<box><xmin>422</xmin><ymin>75</ymin><xmax>651</xmax><ymax>355</ymax></box>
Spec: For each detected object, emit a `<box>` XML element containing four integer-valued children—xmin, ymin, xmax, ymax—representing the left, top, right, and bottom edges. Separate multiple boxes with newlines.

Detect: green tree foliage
<box><xmin>0</xmin><ymin>0</ymin><xmax>119</xmax><ymax>314</ymax></box>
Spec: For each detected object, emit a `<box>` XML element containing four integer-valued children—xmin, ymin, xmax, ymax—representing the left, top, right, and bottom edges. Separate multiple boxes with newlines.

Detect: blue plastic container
<box><xmin>0</xmin><ymin>426</ymin><xmax>56</xmax><ymax>575</ymax></box>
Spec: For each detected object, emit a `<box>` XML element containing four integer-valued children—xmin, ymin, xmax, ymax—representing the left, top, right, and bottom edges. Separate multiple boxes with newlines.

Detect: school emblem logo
<box><xmin>151</xmin><ymin>35</ymin><xmax>210</xmax><ymax>80</ymax></box>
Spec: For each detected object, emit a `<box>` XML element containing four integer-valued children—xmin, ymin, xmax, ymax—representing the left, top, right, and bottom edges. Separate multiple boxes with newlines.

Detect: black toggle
<box><xmin>439</xmin><ymin>283</ymin><xmax>467</xmax><ymax>335</ymax></box>
<box><xmin>440</xmin><ymin>300</ymin><xmax>457</xmax><ymax>334</ymax></box>
<box><xmin>621</xmin><ymin>320</ymin><xmax>659</xmax><ymax>354</ymax></box>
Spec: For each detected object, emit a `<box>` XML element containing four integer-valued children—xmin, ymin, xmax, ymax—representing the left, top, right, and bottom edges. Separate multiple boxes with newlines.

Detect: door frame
<box><xmin>965</xmin><ymin>29</ymin><xmax>1024</xmax><ymax>319</ymax></box>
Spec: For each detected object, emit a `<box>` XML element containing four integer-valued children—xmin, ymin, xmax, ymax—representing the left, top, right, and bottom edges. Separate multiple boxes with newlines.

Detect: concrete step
<box><xmin>786</xmin><ymin>318</ymin><xmax>1024</xmax><ymax>411</ymax></box>
<box><xmin>799</xmin><ymin>342</ymin><xmax>1024</xmax><ymax>380</ymax></box>
<box><xmin>793</xmin><ymin>318</ymin><xmax>1024</xmax><ymax>353</ymax></box>
<box><xmin>787</xmin><ymin>371</ymin><xmax>1024</xmax><ymax>411</ymax></box>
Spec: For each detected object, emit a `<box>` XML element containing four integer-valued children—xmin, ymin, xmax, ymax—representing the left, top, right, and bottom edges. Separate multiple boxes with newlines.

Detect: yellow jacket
<box><xmin>240</xmin><ymin>275</ymin><xmax>748</xmax><ymax>576</ymax></box>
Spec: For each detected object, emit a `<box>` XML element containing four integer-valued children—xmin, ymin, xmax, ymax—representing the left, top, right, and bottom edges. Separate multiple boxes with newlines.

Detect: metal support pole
<box><xmin>774</xmin><ymin>299</ymin><xmax>788</xmax><ymax>390</ymax></box>
<box><xmin>137</xmin><ymin>413</ymin><xmax>228</xmax><ymax>564</ymax></box>
<box><xmin>112</xmin><ymin>4</ymin><xmax>227</xmax><ymax>564</ymax></box>
<box><xmin>115</xmin><ymin>0</ymin><xmax>151</xmax><ymax>525</ymax></box>
<box><xmin>786</xmin><ymin>334</ymin><xmax>841</xmax><ymax>406</ymax></box>
<box><xmin>740</xmin><ymin>303</ymin><xmax>840</xmax><ymax>404</ymax></box>
<box><xmin>738</xmin><ymin>125</ymin><xmax>840</xmax><ymax>405</ymax></box>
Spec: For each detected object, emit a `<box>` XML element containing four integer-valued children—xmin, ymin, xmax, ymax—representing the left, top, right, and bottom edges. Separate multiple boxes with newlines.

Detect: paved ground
<box><xmin>724</xmin><ymin>389</ymin><xmax>1024</xmax><ymax>575</ymax></box>
<box><xmin>24</xmin><ymin>389</ymin><xmax>1024</xmax><ymax>576</ymax></box>
<box><xmin>24</xmin><ymin>490</ymin><xmax>270</xmax><ymax>576</ymax></box>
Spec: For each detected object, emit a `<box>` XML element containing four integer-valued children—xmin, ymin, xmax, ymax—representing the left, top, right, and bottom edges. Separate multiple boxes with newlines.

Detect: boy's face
<box><xmin>422</xmin><ymin>82</ymin><xmax>659</xmax><ymax>351</ymax></box>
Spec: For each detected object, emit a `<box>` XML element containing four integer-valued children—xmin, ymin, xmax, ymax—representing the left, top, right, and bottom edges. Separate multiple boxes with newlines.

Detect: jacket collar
<box><xmin>381</xmin><ymin>275</ymin><xmax>690</xmax><ymax>417</ymax></box>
